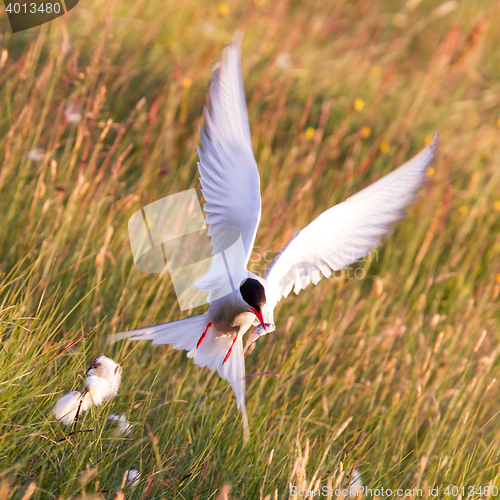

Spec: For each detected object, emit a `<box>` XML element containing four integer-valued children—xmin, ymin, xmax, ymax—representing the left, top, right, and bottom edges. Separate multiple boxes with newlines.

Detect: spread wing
<box><xmin>197</xmin><ymin>32</ymin><xmax>261</xmax><ymax>269</ymax></box>
<box><xmin>265</xmin><ymin>134</ymin><xmax>439</xmax><ymax>310</ymax></box>
<box><xmin>109</xmin><ymin>314</ymin><xmax>250</xmax><ymax>443</ymax></box>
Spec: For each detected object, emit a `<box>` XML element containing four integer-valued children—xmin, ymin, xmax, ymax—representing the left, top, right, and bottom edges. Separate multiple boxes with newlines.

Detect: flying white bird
<box><xmin>112</xmin><ymin>34</ymin><xmax>438</xmax><ymax>442</ymax></box>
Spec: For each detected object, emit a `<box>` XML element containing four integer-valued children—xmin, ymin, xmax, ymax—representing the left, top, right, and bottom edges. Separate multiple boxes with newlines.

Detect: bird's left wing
<box><xmin>264</xmin><ymin>134</ymin><xmax>439</xmax><ymax>310</ymax></box>
<box><xmin>197</xmin><ymin>33</ymin><xmax>261</xmax><ymax>269</ymax></box>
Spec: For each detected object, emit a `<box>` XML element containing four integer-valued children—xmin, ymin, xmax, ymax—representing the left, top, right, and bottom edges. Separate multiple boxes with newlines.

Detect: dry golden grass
<box><xmin>1</xmin><ymin>0</ymin><xmax>500</xmax><ymax>498</ymax></box>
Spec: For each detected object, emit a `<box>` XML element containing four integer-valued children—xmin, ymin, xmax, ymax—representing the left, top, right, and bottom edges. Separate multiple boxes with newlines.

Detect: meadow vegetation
<box><xmin>1</xmin><ymin>0</ymin><xmax>500</xmax><ymax>497</ymax></box>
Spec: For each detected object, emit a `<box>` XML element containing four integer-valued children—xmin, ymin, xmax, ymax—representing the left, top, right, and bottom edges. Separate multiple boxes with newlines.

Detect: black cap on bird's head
<box><xmin>240</xmin><ymin>278</ymin><xmax>267</xmax><ymax>331</ymax></box>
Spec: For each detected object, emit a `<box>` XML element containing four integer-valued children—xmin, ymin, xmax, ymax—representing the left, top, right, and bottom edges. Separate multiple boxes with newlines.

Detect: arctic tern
<box><xmin>112</xmin><ymin>34</ymin><xmax>438</xmax><ymax>441</ymax></box>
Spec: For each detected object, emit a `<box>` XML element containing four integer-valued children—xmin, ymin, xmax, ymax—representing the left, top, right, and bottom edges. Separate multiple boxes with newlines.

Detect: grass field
<box><xmin>1</xmin><ymin>0</ymin><xmax>500</xmax><ymax>498</ymax></box>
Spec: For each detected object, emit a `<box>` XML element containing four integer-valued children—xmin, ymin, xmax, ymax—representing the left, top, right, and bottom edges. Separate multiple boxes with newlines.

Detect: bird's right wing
<box><xmin>264</xmin><ymin>134</ymin><xmax>439</xmax><ymax>310</ymax></box>
<box><xmin>197</xmin><ymin>33</ymin><xmax>261</xmax><ymax>269</ymax></box>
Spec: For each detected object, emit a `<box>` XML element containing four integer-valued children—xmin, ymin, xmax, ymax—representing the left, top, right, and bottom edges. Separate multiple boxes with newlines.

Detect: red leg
<box><xmin>197</xmin><ymin>322</ymin><xmax>211</xmax><ymax>348</ymax></box>
<box><xmin>223</xmin><ymin>336</ymin><xmax>237</xmax><ymax>365</ymax></box>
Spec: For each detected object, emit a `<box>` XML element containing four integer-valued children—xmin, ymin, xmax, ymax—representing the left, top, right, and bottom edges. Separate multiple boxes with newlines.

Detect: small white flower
<box><xmin>27</xmin><ymin>148</ymin><xmax>45</xmax><ymax>161</ymax></box>
<box><xmin>82</xmin><ymin>375</ymin><xmax>113</xmax><ymax>409</ymax></box>
<box><xmin>65</xmin><ymin>105</ymin><xmax>82</xmax><ymax>124</ymax></box>
<box><xmin>126</xmin><ymin>469</ymin><xmax>141</xmax><ymax>487</ymax></box>
<box><xmin>109</xmin><ymin>413</ymin><xmax>131</xmax><ymax>436</ymax></box>
<box><xmin>201</xmin><ymin>21</ymin><xmax>216</xmax><ymax>37</ymax></box>
<box><xmin>276</xmin><ymin>52</ymin><xmax>291</xmax><ymax>69</ymax></box>
<box><xmin>86</xmin><ymin>355</ymin><xmax>122</xmax><ymax>397</ymax></box>
<box><xmin>52</xmin><ymin>355</ymin><xmax>122</xmax><ymax>426</ymax></box>
<box><xmin>61</xmin><ymin>39</ymin><xmax>73</xmax><ymax>55</ymax></box>
<box><xmin>52</xmin><ymin>391</ymin><xmax>83</xmax><ymax>425</ymax></box>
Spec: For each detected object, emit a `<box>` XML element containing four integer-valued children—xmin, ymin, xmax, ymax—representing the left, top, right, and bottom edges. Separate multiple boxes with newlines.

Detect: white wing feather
<box><xmin>197</xmin><ymin>32</ymin><xmax>261</xmax><ymax>268</ymax></box>
<box><xmin>265</xmin><ymin>134</ymin><xmax>439</xmax><ymax>309</ymax></box>
<box><xmin>108</xmin><ymin>315</ymin><xmax>209</xmax><ymax>352</ymax></box>
<box><xmin>109</xmin><ymin>315</ymin><xmax>249</xmax><ymax>441</ymax></box>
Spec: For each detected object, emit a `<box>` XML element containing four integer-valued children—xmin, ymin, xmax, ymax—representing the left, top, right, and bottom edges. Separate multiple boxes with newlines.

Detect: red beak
<box><xmin>251</xmin><ymin>308</ymin><xmax>266</xmax><ymax>332</ymax></box>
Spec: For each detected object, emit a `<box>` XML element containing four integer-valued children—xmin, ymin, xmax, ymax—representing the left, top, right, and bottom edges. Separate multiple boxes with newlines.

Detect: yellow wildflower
<box><xmin>219</xmin><ymin>3</ymin><xmax>229</xmax><ymax>16</ymax></box>
<box><xmin>360</xmin><ymin>126</ymin><xmax>371</xmax><ymax>138</ymax></box>
<box><xmin>354</xmin><ymin>98</ymin><xmax>364</xmax><ymax>111</ymax></box>
<box><xmin>305</xmin><ymin>127</ymin><xmax>315</xmax><ymax>140</ymax></box>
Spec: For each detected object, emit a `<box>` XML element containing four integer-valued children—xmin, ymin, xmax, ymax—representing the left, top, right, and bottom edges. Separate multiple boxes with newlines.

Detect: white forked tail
<box><xmin>109</xmin><ymin>314</ymin><xmax>210</xmax><ymax>351</ymax></box>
